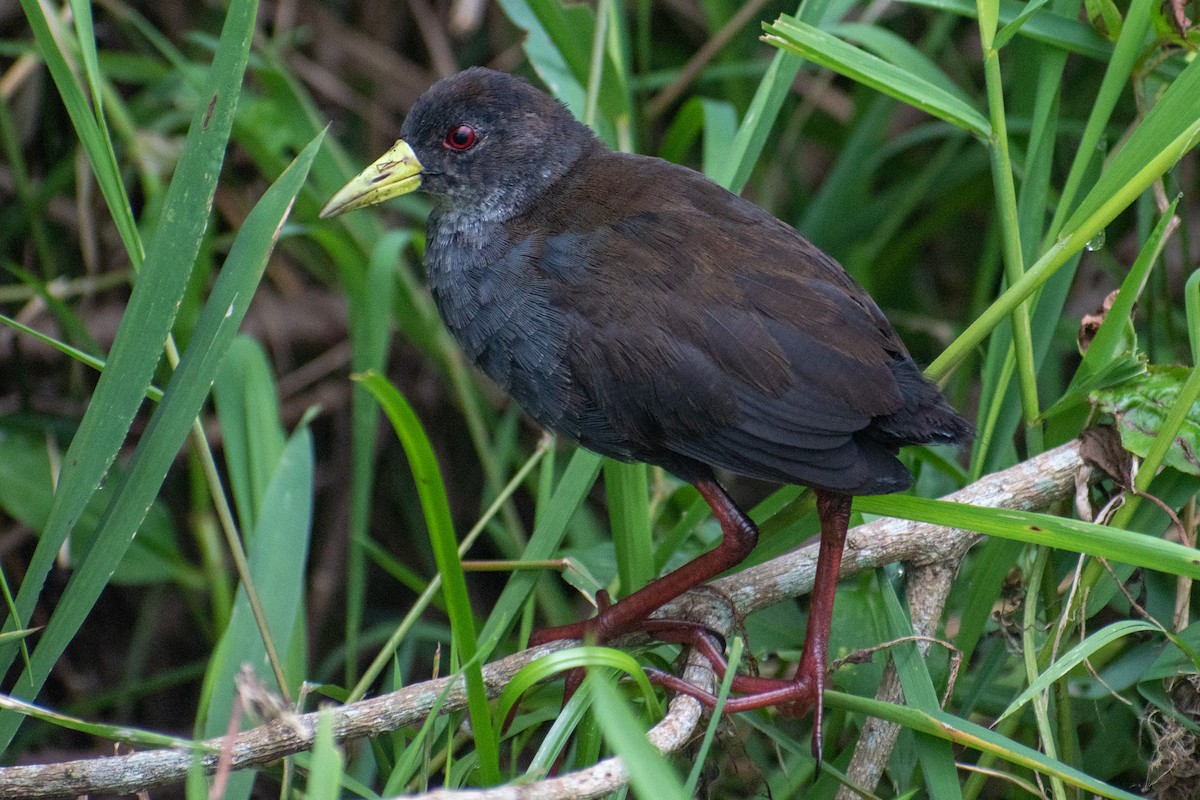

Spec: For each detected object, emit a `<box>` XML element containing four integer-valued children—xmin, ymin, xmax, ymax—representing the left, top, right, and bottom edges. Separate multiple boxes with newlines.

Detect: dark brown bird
<box><xmin>322</xmin><ymin>67</ymin><xmax>970</xmax><ymax>756</ymax></box>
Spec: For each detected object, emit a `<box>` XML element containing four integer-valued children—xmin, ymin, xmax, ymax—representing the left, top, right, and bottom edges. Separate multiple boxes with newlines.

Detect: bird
<box><xmin>321</xmin><ymin>67</ymin><xmax>970</xmax><ymax>758</ymax></box>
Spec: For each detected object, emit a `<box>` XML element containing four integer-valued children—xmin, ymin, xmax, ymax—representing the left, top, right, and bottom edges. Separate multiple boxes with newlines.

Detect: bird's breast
<box><xmin>425</xmin><ymin>217</ymin><xmax>577</xmax><ymax>432</ymax></box>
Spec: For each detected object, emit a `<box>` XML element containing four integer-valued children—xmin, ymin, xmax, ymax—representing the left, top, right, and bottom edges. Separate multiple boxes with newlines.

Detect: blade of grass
<box><xmin>343</xmin><ymin>232</ymin><xmax>403</xmax><ymax>684</ymax></box>
<box><xmin>605</xmin><ymin>461</ymin><xmax>654</xmax><ymax>595</ymax></box>
<box><xmin>762</xmin><ymin>16</ymin><xmax>991</xmax><ymax>138</ymax></box>
<box><xmin>854</xmin><ymin>494</ymin><xmax>1200</xmax><ymax>578</ymax></box>
<box><xmin>1046</xmin><ymin>0</ymin><xmax>1154</xmax><ymax>240</ymax></box>
<box><xmin>587</xmin><ymin>670</ymin><xmax>690</xmax><ymax>800</ymax></box>
<box><xmin>827</xmin><ymin>691</ymin><xmax>1144</xmax><ymax>800</ymax></box>
<box><xmin>358</xmin><ymin>372</ymin><xmax>501</xmax><ymax>785</ymax></box>
<box><xmin>901</xmin><ymin>0</ymin><xmax>1113</xmax><ymax>60</ymax></box>
<box><xmin>878</xmin><ymin>576</ymin><xmax>962</xmax><ymax>799</ymax></box>
<box><xmin>493</xmin><ymin>645</ymin><xmax>662</xmax><ymax>733</ymax></box>
<box><xmin>196</xmin><ymin>424</ymin><xmax>313</xmax><ymax>735</ymax></box>
<box><xmin>0</xmin><ymin>0</ymin><xmax>258</xmax><ymax>681</ymax></box>
<box><xmin>928</xmin><ymin>54</ymin><xmax>1200</xmax><ymax>380</ymax></box>
<box><xmin>712</xmin><ymin>1</ymin><xmax>806</xmax><ymax>193</ymax></box>
<box><xmin>18</xmin><ymin>0</ymin><xmax>141</xmax><ymax>263</ymax></box>
<box><xmin>977</xmin><ymin>0</ymin><xmax>1040</xmax><ymax>436</ymax></box>
<box><xmin>212</xmin><ymin>337</ymin><xmax>288</xmax><ymax>538</ymax></box>
<box><xmin>1000</xmin><ymin>619</ymin><xmax>1162</xmax><ymax>723</ymax></box>
<box><xmin>1046</xmin><ymin>200</ymin><xmax>1177</xmax><ymax>419</ymax></box>
<box><xmin>475</xmin><ymin>448</ymin><xmax>604</xmax><ymax>658</ymax></box>
<box><xmin>347</xmin><ymin>440</ymin><xmax>549</xmax><ymax>703</ymax></box>
<box><xmin>0</xmin><ymin>128</ymin><xmax>322</xmax><ymax>752</ymax></box>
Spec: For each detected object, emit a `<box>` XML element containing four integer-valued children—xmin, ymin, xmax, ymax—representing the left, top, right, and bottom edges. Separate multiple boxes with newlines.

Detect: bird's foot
<box><xmin>644</xmin><ymin>646</ymin><xmax>826</xmax><ymax>762</ymax></box>
<box><xmin>632</xmin><ymin>619</ymin><xmax>827</xmax><ymax>761</ymax></box>
<box><xmin>527</xmin><ymin>589</ymin><xmax>624</xmax><ymax>646</ymax></box>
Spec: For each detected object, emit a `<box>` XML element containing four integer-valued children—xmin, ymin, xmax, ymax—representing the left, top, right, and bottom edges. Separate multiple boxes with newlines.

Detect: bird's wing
<box><xmin>521</xmin><ymin>154</ymin><xmax>915</xmax><ymax>491</ymax></box>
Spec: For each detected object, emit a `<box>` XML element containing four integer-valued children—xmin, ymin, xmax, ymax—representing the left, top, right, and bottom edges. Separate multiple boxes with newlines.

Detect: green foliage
<box><xmin>1</xmin><ymin>0</ymin><xmax>1199</xmax><ymax>797</ymax></box>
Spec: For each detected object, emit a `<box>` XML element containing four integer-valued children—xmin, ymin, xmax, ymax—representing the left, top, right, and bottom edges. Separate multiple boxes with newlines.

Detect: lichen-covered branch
<box><xmin>0</xmin><ymin>440</ymin><xmax>1090</xmax><ymax>800</ymax></box>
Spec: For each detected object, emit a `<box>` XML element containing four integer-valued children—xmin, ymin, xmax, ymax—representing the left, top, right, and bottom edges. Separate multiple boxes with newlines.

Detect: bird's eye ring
<box><xmin>444</xmin><ymin>124</ymin><xmax>477</xmax><ymax>150</ymax></box>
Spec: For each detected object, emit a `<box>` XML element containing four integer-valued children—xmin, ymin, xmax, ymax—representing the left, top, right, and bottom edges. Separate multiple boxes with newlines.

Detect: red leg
<box><xmin>530</xmin><ymin>479</ymin><xmax>758</xmax><ymax>645</ymax></box>
<box><xmin>643</xmin><ymin>489</ymin><xmax>851</xmax><ymax>763</ymax></box>
<box><xmin>528</xmin><ymin>479</ymin><xmax>850</xmax><ymax>763</ymax></box>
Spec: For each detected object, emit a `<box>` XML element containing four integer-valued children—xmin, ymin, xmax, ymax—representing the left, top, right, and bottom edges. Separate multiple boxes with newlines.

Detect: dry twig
<box><xmin>0</xmin><ymin>440</ymin><xmax>1092</xmax><ymax>799</ymax></box>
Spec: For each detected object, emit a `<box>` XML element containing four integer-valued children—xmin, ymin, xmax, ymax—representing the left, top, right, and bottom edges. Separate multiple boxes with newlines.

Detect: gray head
<box><xmin>401</xmin><ymin>69</ymin><xmax>597</xmax><ymax>216</ymax></box>
<box><xmin>319</xmin><ymin>69</ymin><xmax>599</xmax><ymax>222</ymax></box>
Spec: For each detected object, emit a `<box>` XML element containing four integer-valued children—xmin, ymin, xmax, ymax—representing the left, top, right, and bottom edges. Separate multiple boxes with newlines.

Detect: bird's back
<box><xmin>435</xmin><ymin>149</ymin><xmax>969</xmax><ymax>493</ymax></box>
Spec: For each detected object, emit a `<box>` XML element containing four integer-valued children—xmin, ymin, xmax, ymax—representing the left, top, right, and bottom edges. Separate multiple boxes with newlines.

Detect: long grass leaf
<box><xmin>855</xmin><ymin>495</ymin><xmax>1200</xmax><ymax>578</ymax></box>
<box><xmin>358</xmin><ymin>372</ymin><xmax>502</xmax><ymax>784</ymax></box>
<box><xmin>0</xmin><ymin>0</ymin><xmax>259</xmax><ymax>681</ymax></box>
<box><xmin>763</xmin><ymin>16</ymin><xmax>990</xmax><ymax>138</ymax></box>
<box><xmin>827</xmin><ymin>691</ymin><xmax>1144</xmax><ymax>800</ymax></box>
<box><xmin>998</xmin><ymin>620</ymin><xmax>1162</xmax><ymax>723</ymax></box>
<box><xmin>0</xmin><ymin>131</ymin><xmax>323</xmax><ymax>751</ymax></box>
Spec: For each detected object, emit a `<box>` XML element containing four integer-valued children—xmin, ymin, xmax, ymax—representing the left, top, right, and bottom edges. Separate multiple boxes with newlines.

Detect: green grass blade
<box><xmin>901</xmin><ymin>0</ymin><xmax>1112</xmax><ymax>59</ymax></box>
<box><xmin>0</xmin><ymin>314</ymin><xmax>161</xmax><ymax>401</ymax></box>
<box><xmin>830</xmin><ymin>22</ymin><xmax>974</xmax><ymax>103</ymax></box>
<box><xmin>587</xmin><ymin>670</ymin><xmax>690</xmax><ymax>800</ymax></box>
<box><xmin>1047</xmin><ymin>0</ymin><xmax>1153</xmax><ymax>238</ymax></box>
<box><xmin>855</xmin><ymin>495</ymin><xmax>1200</xmax><ymax>578</ymax></box>
<box><xmin>604</xmin><ymin>461</ymin><xmax>654</xmax><ymax>594</ymax></box>
<box><xmin>358</xmin><ymin>372</ymin><xmax>501</xmax><ymax>785</ymax></box>
<box><xmin>0</xmin><ymin>693</ymin><xmax>206</xmax><ymax>751</ymax></box>
<box><xmin>18</xmin><ymin>0</ymin><xmax>141</xmax><ymax>263</ymax></box>
<box><xmin>475</xmin><ymin>447</ymin><xmax>604</xmax><ymax>656</ymax></box>
<box><xmin>998</xmin><ymin>619</ymin><xmax>1162</xmax><ymax>724</ymax></box>
<box><xmin>0</xmin><ymin>0</ymin><xmax>258</xmax><ymax>679</ymax></box>
<box><xmin>1047</xmin><ymin>200</ymin><xmax>1177</xmax><ymax>419</ymax></box>
<box><xmin>196</xmin><ymin>425</ymin><xmax>314</xmax><ymax>800</ymax></box>
<box><xmin>878</xmin><ymin>577</ymin><xmax>962</xmax><ymax>799</ymax></box>
<box><xmin>763</xmin><ymin>16</ymin><xmax>990</xmax><ymax>138</ymax></box>
<box><xmin>712</xmin><ymin>2</ymin><xmax>805</xmax><ymax>193</ymax></box>
<box><xmin>828</xmin><ymin>691</ymin><xmax>1144</xmax><ymax>800</ymax></box>
<box><xmin>929</xmin><ymin>55</ymin><xmax>1200</xmax><ymax>381</ymax></box>
<box><xmin>493</xmin><ymin>645</ymin><xmax>662</xmax><ymax>735</ymax></box>
<box><xmin>1060</xmin><ymin>55</ymin><xmax>1200</xmax><ymax>243</ymax></box>
<box><xmin>213</xmin><ymin>337</ymin><xmax>288</xmax><ymax>536</ymax></box>
<box><xmin>343</xmin><ymin>232</ymin><xmax>403</xmax><ymax>684</ymax></box>
<box><xmin>0</xmin><ymin>131</ymin><xmax>322</xmax><ymax>751</ymax></box>
<box><xmin>1187</xmin><ymin>269</ymin><xmax>1200</xmax><ymax>361</ymax></box>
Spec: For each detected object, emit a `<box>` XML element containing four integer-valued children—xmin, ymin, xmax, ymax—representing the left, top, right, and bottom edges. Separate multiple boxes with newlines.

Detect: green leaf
<box><xmin>712</xmin><ymin>1</ymin><xmax>806</xmax><ymax>193</ymax></box>
<box><xmin>213</xmin><ymin>337</ymin><xmax>288</xmax><ymax>536</ymax></box>
<box><xmin>358</xmin><ymin>372</ymin><xmax>501</xmax><ymax>784</ymax></box>
<box><xmin>902</xmin><ymin>0</ymin><xmax>1113</xmax><ymax>60</ymax></box>
<box><xmin>605</xmin><ymin>461</ymin><xmax>654</xmax><ymax>594</ymax></box>
<box><xmin>588</xmin><ymin>670</ymin><xmax>690</xmax><ymax>800</ymax></box>
<box><xmin>0</xmin><ymin>112</ymin><xmax>321</xmax><ymax>754</ymax></box>
<box><xmin>2</xmin><ymin>0</ymin><xmax>258</xmax><ymax>678</ymax></box>
<box><xmin>197</xmin><ymin>425</ymin><xmax>314</xmax><ymax>800</ymax></box>
<box><xmin>854</xmin><ymin>495</ymin><xmax>1200</xmax><ymax>578</ymax></box>
<box><xmin>828</xmin><ymin>691</ymin><xmax>1145</xmax><ymax>800</ymax></box>
<box><xmin>762</xmin><ymin>15</ymin><xmax>990</xmax><ymax>138</ymax></box>
<box><xmin>831</xmin><ymin>22</ymin><xmax>974</xmax><ymax>103</ymax></box>
<box><xmin>493</xmin><ymin>645</ymin><xmax>662</xmax><ymax>737</ymax></box>
<box><xmin>930</xmin><ymin>54</ymin><xmax>1200</xmax><ymax>381</ymax></box>
<box><xmin>305</xmin><ymin>711</ymin><xmax>345</xmax><ymax>800</ymax></box>
<box><xmin>998</xmin><ymin>620</ymin><xmax>1162</xmax><ymax>723</ymax></box>
<box><xmin>476</xmin><ymin>448</ymin><xmax>604</xmax><ymax>655</ymax></box>
<box><xmin>878</xmin><ymin>577</ymin><xmax>962</xmax><ymax>799</ymax></box>
<box><xmin>1083</xmin><ymin>0</ymin><xmax>1125</xmax><ymax>40</ymax></box>
<box><xmin>1092</xmin><ymin>365</ymin><xmax>1200</xmax><ymax>477</ymax></box>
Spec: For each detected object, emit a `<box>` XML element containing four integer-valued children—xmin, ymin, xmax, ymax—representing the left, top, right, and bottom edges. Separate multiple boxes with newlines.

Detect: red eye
<box><xmin>444</xmin><ymin>124</ymin><xmax>476</xmax><ymax>150</ymax></box>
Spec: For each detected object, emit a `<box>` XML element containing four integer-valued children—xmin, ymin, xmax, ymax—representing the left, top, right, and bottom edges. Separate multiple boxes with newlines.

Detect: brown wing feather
<box><xmin>508</xmin><ymin>152</ymin><xmax>943</xmax><ymax>492</ymax></box>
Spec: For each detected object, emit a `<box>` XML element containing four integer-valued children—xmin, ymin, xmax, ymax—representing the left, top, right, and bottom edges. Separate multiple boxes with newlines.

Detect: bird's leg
<box><xmin>529</xmin><ymin>479</ymin><xmax>758</xmax><ymax>645</ymax></box>
<box><xmin>642</xmin><ymin>489</ymin><xmax>851</xmax><ymax>763</ymax></box>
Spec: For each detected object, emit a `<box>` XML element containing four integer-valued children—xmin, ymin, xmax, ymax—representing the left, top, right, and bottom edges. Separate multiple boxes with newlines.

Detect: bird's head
<box><xmin>320</xmin><ymin>68</ymin><xmax>597</xmax><ymax>221</ymax></box>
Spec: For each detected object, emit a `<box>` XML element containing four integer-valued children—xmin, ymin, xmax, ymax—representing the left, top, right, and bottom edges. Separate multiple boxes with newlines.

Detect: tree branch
<box><xmin>0</xmin><ymin>440</ymin><xmax>1092</xmax><ymax>799</ymax></box>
